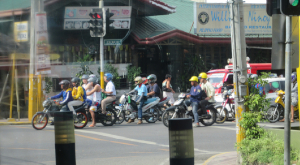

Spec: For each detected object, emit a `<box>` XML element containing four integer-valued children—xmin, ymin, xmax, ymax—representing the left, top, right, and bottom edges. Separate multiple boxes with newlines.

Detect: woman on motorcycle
<box><xmin>87</xmin><ymin>77</ymin><xmax>102</xmax><ymax>127</ymax></box>
<box><xmin>127</xmin><ymin>76</ymin><xmax>148</xmax><ymax>124</ymax></box>
<box><xmin>68</xmin><ymin>77</ymin><xmax>86</xmax><ymax>118</ymax></box>
<box><xmin>82</xmin><ymin>74</ymin><xmax>93</xmax><ymax>106</ymax></box>
<box><xmin>162</xmin><ymin>74</ymin><xmax>175</xmax><ymax>106</ymax></box>
<box><xmin>280</xmin><ymin>72</ymin><xmax>297</xmax><ymax>123</ymax></box>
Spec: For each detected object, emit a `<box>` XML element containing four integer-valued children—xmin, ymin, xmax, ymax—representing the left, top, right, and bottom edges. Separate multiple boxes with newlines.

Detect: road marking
<box><xmin>75</xmin><ymin>129</ymin><xmax>219</xmax><ymax>154</ymax></box>
<box><xmin>202</xmin><ymin>152</ymin><xmax>232</xmax><ymax>165</ymax></box>
<box><xmin>7</xmin><ymin>148</ymin><xmax>48</xmax><ymax>151</ymax></box>
<box><xmin>211</xmin><ymin>126</ymin><xmax>236</xmax><ymax>131</ymax></box>
<box><xmin>75</xmin><ymin>134</ymin><xmax>136</xmax><ymax>146</ymax></box>
<box><xmin>159</xmin><ymin>149</ymin><xmax>169</xmax><ymax>151</ymax></box>
<box><xmin>129</xmin><ymin>152</ymin><xmax>154</xmax><ymax>153</ymax></box>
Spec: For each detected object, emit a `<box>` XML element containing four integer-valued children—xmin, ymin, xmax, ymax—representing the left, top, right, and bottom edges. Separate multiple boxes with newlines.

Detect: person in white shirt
<box><xmin>86</xmin><ymin>77</ymin><xmax>102</xmax><ymax>127</ymax></box>
<box><xmin>199</xmin><ymin>72</ymin><xmax>215</xmax><ymax>116</ymax></box>
<box><xmin>81</xmin><ymin>74</ymin><xmax>93</xmax><ymax>106</ymax></box>
<box><xmin>101</xmin><ymin>73</ymin><xmax>116</xmax><ymax>114</ymax></box>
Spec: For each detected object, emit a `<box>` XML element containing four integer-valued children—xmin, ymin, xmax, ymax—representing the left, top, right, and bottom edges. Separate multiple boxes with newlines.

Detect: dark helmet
<box><xmin>81</xmin><ymin>74</ymin><xmax>89</xmax><ymax>80</ymax></box>
<box><xmin>71</xmin><ymin>77</ymin><xmax>80</xmax><ymax>86</ymax></box>
<box><xmin>147</xmin><ymin>74</ymin><xmax>157</xmax><ymax>83</ymax></box>
<box><xmin>292</xmin><ymin>72</ymin><xmax>297</xmax><ymax>82</ymax></box>
<box><xmin>88</xmin><ymin>77</ymin><xmax>97</xmax><ymax>85</ymax></box>
<box><xmin>59</xmin><ymin>80</ymin><xmax>70</xmax><ymax>89</ymax></box>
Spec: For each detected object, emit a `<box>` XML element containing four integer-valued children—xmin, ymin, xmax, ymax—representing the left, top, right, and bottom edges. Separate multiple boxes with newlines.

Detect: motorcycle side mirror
<box><xmin>186</xmin><ymin>89</ymin><xmax>190</xmax><ymax>93</ymax></box>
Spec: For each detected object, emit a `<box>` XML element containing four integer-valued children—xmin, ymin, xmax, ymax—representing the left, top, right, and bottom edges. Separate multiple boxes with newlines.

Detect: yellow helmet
<box><xmin>198</xmin><ymin>72</ymin><xmax>207</xmax><ymax>79</ymax></box>
<box><xmin>134</xmin><ymin>76</ymin><xmax>143</xmax><ymax>85</ymax></box>
<box><xmin>189</xmin><ymin>76</ymin><xmax>198</xmax><ymax>82</ymax></box>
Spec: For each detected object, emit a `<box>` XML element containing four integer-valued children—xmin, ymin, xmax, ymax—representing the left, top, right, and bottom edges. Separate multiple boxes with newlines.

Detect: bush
<box><xmin>127</xmin><ymin>65</ymin><xmax>142</xmax><ymax>88</ymax></box>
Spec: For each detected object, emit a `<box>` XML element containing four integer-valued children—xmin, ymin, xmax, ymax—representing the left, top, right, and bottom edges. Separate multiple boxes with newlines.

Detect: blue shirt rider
<box><xmin>51</xmin><ymin>80</ymin><xmax>73</xmax><ymax>108</ymax></box>
<box><xmin>187</xmin><ymin>76</ymin><xmax>204</xmax><ymax>127</ymax></box>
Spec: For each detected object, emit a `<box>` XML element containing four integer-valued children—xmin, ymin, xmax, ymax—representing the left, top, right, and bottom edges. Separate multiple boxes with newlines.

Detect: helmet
<box><xmin>198</xmin><ymin>72</ymin><xmax>207</xmax><ymax>79</ymax></box>
<box><xmin>292</xmin><ymin>72</ymin><xmax>297</xmax><ymax>82</ymax></box>
<box><xmin>89</xmin><ymin>74</ymin><xmax>96</xmax><ymax>78</ymax></box>
<box><xmin>189</xmin><ymin>76</ymin><xmax>198</xmax><ymax>82</ymax></box>
<box><xmin>88</xmin><ymin>77</ymin><xmax>97</xmax><ymax>85</ymax></box>
<box><xmin>250</xmin><ymin>74</ymin><xmax>258</xmax><ymax>79</ymax></box>
<box><xmin>59</xmin><ymin>80</ymin><xmax>70</xmax><ymax>89</ymax></box>
<box><xmin>71</xmin><ymin>77</ymin><xmax>80</xmax><ymax>86</ymax></box>
<box><xmin>147</xmin><ymin>74</ymin><xmax>157</xmax><ymax>83</ymax></box>
<box><xmin>81</xmin><ymin>74</ymin><xmax>89</xmax><ymax>80</ymax></box>
<box><xmin>105</xmin><ymin>73</ymin><xmax>113</xmax><ymax>81</ymax></box>
<box><xmin>134</xmin><ymin>76</ymin><xmax>143</xmax><ymax>85</ymax></box>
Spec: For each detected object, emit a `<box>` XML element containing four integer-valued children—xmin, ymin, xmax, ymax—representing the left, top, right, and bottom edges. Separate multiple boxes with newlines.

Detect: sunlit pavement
<box><xmin>0</xmin><ymin>120</ymin><xmax>298</xmax><ymax>165</ymax></box>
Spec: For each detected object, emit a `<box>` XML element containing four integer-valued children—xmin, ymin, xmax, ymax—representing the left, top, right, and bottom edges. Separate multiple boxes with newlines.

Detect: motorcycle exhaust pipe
<box><xmin>54</xmin><ymin>111</ymin><xmax>76</xmax><ymax>165</ymax></box>
<box><xmin>169</xmin><ymin>118</ymin><xmax>194</xmax><ymax>165</ymax></box>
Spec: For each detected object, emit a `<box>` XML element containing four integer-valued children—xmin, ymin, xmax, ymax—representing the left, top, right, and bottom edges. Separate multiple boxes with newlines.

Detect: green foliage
<box><xmin>177</xmin><ymin>55</ymin><xmax>206</xmax><ymax>91</ymax></box>
<box><xmin>98</xmin><ymin>64</ymin><xmax>121</xmax><ymax>89</ymax></box>
<box><xmin>239</xmin><ymin>112</ymin><xmax>264</xmax><ymax>140</ymax></box>
<box><xmin>44</xmin><ymin>77</ymin><xmax>53</xmax><ymax>94</ymax></box>
<box><xmin>244</xmin><ymin>72</ymin><xmax>271</xmax><ymax>112</ymax></box>
<box><xmin>127</xmin><ymin>65</ymin><xmax>142</xmax><ymax>88</ymax></box>
<box><xmin>76</xmin><ymin>54</ymin><xmax>93</xmax><ymax>63</ymax></box>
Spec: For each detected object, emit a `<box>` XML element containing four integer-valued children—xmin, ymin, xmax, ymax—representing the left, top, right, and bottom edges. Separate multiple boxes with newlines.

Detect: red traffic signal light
<box><xmin>89</xmin><ymin>13</ymin><xmax>102</xmax><ymax>19</ymax></box>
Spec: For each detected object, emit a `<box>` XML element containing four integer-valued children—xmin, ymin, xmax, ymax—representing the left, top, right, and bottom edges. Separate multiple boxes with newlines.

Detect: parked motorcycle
<box><xmin>115</xmin><ymin>92</ymin><xmax>160</xmax><ymax>123</ymax></box>
<box><xmin>86</xmin><ymin>100</ymin><xmax>117</xmax><ymax>126</ymax></box>
<box><xmin>156</xmin><ymin>97</ymin><xmax>170</xmax><ymax>121</ymax></box>
<box><xmin>266</xmin><ymin>90</ymin><xmax>299</xmax><ymax>123</ymax></box>
<box><xmin>162</xmin><ymin>92</ymin><xmax>217</xmax><ymax>127</ymax></box>
<box><xmin>32</xmin><ymin>99</ymin><xmax>88</xmax><ymax>130</ymax></box>
<box><xmin>214</xmin><ymin>89</ymin><xmax>234</xmax><ymax>124</ymax></box>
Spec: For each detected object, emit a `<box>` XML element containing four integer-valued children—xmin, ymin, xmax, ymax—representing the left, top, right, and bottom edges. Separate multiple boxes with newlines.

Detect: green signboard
<box><xmin>104</xmin><ymin>39</ymin><xmax>122</xmax><ymax>45</ymax></box>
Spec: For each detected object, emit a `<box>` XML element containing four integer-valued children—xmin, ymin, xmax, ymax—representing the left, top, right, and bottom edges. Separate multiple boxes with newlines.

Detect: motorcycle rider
<box><xmin>186</xmin><ymin>76</ymin><xmax>204</xmax><ymax>127</ymax></box>
<box><xmin>68</xmin><ymin>77</ymin><xmax>86</xmax><ymax>118</ymax></box>
<box><xmin>280</xmin><ymin>72</ymin><xmax>297</xmax><ymax>123</ymax></box>
<box><xmin>127</xmin><ymin>76</ymin><xmax>148</xmax><ymax>124</ymax></box>
<box><xmin>146</xmin><ymin>74</ymin><xmax>161</xmax><ymax>122</ymax></box>
<box><xmin>50</xmin><ymin>80</ymin><xmax>73</xmax><ymax>108</ymax></box>
<box><xmin>101</xmin><ymin>73</ymin><xmax>117</xmax><ymax>115</ymax></box>
<box><xmin>82</xmin><ymin>74</ymin><xmax>93</xmax><ymax>106</ymax></box>
<box><xmin>199</xmin><ymin>72</ymin><xmax>215</xmax><ymax>117</ymax></box>
<box><xmin>86</xmin><ymin>76</ymin><xmax>102</xmax><ymax>127</ymax></box>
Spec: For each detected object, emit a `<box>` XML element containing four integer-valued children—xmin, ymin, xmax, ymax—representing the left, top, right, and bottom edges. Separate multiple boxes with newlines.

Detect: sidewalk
<box><xmin>202</xmin><ymin>151</ymin><xmax>237</xmax><ymax>165</ymax></box>
<box><xmin>0</xmin><ymin>118</ymin><xmax>31</xmax><ymax>125</ymax></box>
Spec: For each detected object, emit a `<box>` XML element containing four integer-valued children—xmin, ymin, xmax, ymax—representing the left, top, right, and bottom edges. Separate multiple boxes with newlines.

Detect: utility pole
<box><xmin>229</xmin><ymin>0</ymin><xmax>248</xmax><ymax>163</ymax></box>
<box><xmin>99</xmin><ymin>0</ymin><xmax>105</xmax><ymax>89</ymax></box>
<box><xmin>284</xmin><ymin>15</ymin><xmax>292</xmax><ymax>165</ymax></box>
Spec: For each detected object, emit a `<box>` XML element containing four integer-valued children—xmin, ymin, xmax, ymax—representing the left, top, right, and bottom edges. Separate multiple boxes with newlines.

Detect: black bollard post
<box><xmin>169</xmin><ymin>118</ymin><xmax>194</xmax><ymax>165</ymax></box>
<box><xmin>54</xmin><ymin>111</ymin><xmax>76</xmax><ymax>165</ymax></box>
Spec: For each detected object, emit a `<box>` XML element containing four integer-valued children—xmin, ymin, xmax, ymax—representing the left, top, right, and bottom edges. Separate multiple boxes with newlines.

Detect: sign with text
<box><xmin>194</xmin><ymin>3</ymin><xmax>272</xmax><ymax>34</ymax></box>
<box><xmin>35</xmin><ymin>13</ymin><xmax>51</xmax><ymax>75</ymax></box>
<box><xmin>14</xmin><ymin>21</ymin><xmax>28</xmax><ymax>42</ymax></box>
<box><xmin>104</xmin><ymin>39</ymin><xmax>122</xmax><ymax>45</ymax></box>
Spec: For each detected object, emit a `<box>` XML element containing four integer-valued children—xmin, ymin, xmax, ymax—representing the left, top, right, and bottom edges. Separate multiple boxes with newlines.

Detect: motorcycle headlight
<box><xmin>42</xmin><ymin>100</ymin><xmax>51</xmax><ymax>108</ymax></box>
<box><xmin>119</xmin><ymin>95</ymin><xmax>126</xmax><ymax>104</ymax></box>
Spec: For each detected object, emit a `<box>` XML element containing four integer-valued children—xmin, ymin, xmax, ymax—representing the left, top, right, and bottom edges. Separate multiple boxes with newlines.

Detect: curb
<box><xmin>202</xmin><ymin>152</ymin><xmax>234</xmax><ymax>165</ymax></box>
<box><xmin>0</xmin><ymin>122</ymin><xmax>31</xmax><ymax>125</ymax></box>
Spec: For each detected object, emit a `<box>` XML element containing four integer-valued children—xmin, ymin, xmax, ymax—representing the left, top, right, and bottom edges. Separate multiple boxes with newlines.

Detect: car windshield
<box><xmin>208</xmin><ymin>73</ymin><xmax>225</xmax><ymax>89</ymax></box>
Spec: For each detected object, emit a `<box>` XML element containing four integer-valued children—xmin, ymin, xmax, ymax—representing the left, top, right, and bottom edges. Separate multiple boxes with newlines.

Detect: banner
<box><xmin>14</xmin><ymin>21</ymin><xmax>28</xmax><ymax>42</ymax></box>
<box><xmin>194</xmin><ymin>3</ymin><xmax>272</xmax><ymax>35</ymax></box>
<box><xmin>35</xmin><ymin>13</ymin><xmax>51</xmax><ymax>75</ymax></box>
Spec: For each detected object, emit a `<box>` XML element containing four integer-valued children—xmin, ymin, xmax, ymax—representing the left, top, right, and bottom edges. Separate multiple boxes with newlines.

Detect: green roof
<box><xmin>0</xmin><ymin>0</ymin><xmax>31</xmax><ymax>11</ymax></box>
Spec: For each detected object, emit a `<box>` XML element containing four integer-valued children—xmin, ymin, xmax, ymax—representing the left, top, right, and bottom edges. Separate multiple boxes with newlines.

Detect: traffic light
<box><xmin>105</xmin><ymin>9</ymin><xmax>115</xmax><ymax>33</ymax></box>
<box><xmin>89</xmin><ymin>9</ymin><xmax>104</xmax><ymax>37</ymax></box>
<box><xmin>280</xmin><ymin>0</ymin><xmax>300</xmax><ymax>15</ymax></box>
<box><xmin>266</xmin><ymin>0</ymin><xmax>281</xmax><ymax>16</ymax></box>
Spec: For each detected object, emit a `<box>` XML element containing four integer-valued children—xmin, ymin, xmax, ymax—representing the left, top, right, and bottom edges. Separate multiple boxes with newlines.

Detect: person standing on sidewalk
<box><xmin>162</xmin><ymin>74</ymin><xmax>175</xmax><ymax>106</ymax></box>
<box><xmin>127</xmin><ymin>76</ymin><xmax>148</xmax><ymax>124</ymax></box>
<box><xmin>198</xmin><ymin>72</ymin><xmax>215</xmax><ymax>117</ymax></box>
<box><xmin>101</xmin><ymin>73</ymin><xmax>116</xmax><ymax>115</ymax></box>
<box><xmin>186</xmin><ymin>76</ymin><xmax>203</xmax><ymax>127</ymax></box>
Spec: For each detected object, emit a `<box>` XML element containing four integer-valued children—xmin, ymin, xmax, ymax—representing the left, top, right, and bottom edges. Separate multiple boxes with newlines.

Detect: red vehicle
<box><xmin>207</xmin><ymin>60</ymin><xmax>272</xmax><ymax>102</ymax></box>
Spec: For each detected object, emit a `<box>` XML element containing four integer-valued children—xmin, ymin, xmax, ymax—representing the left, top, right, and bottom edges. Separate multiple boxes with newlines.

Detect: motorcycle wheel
<box><xmin>266</xmin><ymin>105</ymin><xmax>280</xmax><ymax>123</ymax></box>
<box><xmin>215</xmin><ymin>105</ymin><xmax>228</xmax><ymax>124</ymax></box>
<box><xmin>199</xmin><ymin>108</ymin><xmax>216</xmax><ymax>126</ymax></box>
<box><xmin>158</xmin><ymin>106</ymin><xmax>167</xmax><ymax>121</ymax></box>
<box><xmin>162</xmin><ymin>110</ymin><xmax>176</xmax><ymax>127</ymax></box>
<box><xmin>144</xmin><ymin>107</ymin><xmax>159</xmax><ymax>123</ymax></box>
<box><xmin>32</xmin><ymin>113</ymin><xmax>48</xmax><ymax>130</ymax></box>
<box><xmin>115</xmin><ymin>110</ymin><xmax>125</xmax><ymax>124</ymax></box>
<box><xmin>74</xmin><ymin>112</ymin><xmax>88</xmax><ymax>129</ymax></box>
<box><xmin>101</xmin><ymin>109</ymin><xmax>117</xmax><ymax>126</ymax></box>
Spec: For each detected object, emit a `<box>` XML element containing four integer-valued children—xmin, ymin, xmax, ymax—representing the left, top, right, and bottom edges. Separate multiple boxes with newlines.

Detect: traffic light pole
<box><xmin>99</xmin><ymin>0</ymin><xmax>105</xmax><ymax>89</ymax></box>
<box><xmin>284</xmin><ymin>15</ymin><xmax>292</xmax><ymax>165</ymax></box>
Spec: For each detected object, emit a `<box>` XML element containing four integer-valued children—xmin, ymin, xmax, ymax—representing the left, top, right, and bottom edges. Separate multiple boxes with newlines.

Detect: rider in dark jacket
<box><xmin>51</xmin><ymin>80</ymin><xmax>73</xmax><ymax>107</ymax></box>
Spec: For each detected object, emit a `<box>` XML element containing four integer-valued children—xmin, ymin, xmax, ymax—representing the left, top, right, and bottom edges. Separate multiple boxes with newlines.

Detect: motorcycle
<box><xmin>32</xmin><ymin>99</ymin><xmax>88</xmax><ymax>130</ymax></box>
<box><xmin>266</xmin><ymin>90</ymin><xmax>299</xmax><ymax>123</ymax></box>
<box><xmin>162</xmin><ymin>91</ymin><xmax>217</xmax><ymax>127</ymax></box>
<box><xmin>156</xmin><ymin>97</ymin><xmax>170</xmax><ymax>121</ymax></box>
<box><xmin>85</xmin><ymin>100</ymin><xmax>117</xmax><ymax>126</ymax></box>
<box><xmin>115</xmin><ymin>92</ymin><xmax>160</xmax><ymax>123</ymax></box>
<box><xmin>214</xmin><ymin>89</ymin><xmax>234</xmax><ymax>124</ymax></box>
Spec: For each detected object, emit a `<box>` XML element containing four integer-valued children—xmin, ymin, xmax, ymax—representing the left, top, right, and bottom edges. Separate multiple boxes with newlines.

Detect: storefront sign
<box><xmin>64</xmin><ymin>6</ymin><xmax>132</xmax><ymax>30</ymax></box>
<box><xmin>35</xmin><ymin>13</ymin><xmax>51</xmax><ymax>75</ymax></box>
<box><xmin>194</xmin><ymin>3</ymin><xmax>272</xmax><ymax>35</ymax></box>
<box><xmin>104</xmin><ymin>39</ymin><xmax>122</xmax><ymax>45</ymax></box>
<box><xmin>14</xmin><ymin>21</ymin><xmax>28</xmax><ymax>42</ymax></box>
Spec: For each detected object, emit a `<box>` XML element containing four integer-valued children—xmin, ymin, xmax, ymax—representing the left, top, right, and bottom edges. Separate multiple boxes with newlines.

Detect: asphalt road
<box><xmin>0</xmin><ymin>120</ymin><xmax>298</xmax><ymax>165</ymax></box>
